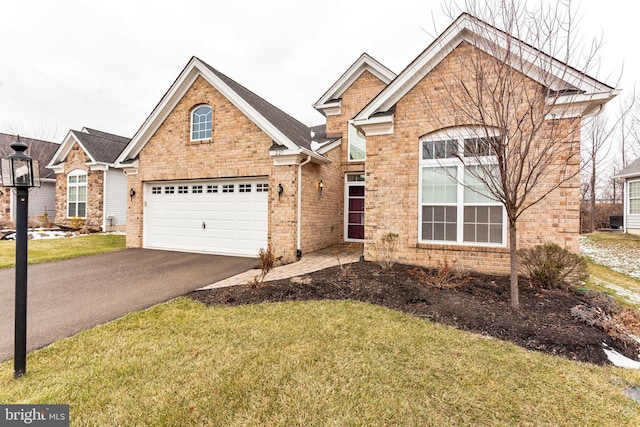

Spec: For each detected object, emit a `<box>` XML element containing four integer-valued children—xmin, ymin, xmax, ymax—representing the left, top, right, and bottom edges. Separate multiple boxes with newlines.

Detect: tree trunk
<box><xmin>590</xmin><ymin>158</ymin><xmax>596</xmax><ymax>232</ymax></box>
<box><xmin>509</xmin><ymin>221</ymin><xmax>520</xmax><ymax>310</ymax></box>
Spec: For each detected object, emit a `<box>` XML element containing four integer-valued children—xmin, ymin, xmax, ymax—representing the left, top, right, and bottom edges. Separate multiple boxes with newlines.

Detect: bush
<box><xmin>408</xmin><ymin>256</ymin><xmax>470</xmax><ymax>289</ymax></box>
<box><xmin>248</xmin><ymin>246</ymin><xmax>276</xmax><ymax>288</ymax></box>
<box><xmin>518</xmin><ymin>243</ymin><xmax>587</xmax><ymax>289</ymax></box>
<box><xmin>371</xmin><ymin>232</ymin><xmax>399</xmax><ymax>270</ymax></box>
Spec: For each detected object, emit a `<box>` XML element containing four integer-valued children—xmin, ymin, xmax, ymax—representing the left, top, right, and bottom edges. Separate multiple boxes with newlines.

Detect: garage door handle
<box><xmin>202</xmin><ymin>222</ymin><xmax>206</xmax><ymax>229</ymax></box>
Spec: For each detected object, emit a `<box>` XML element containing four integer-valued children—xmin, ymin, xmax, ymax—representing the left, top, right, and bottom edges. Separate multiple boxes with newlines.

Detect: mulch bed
<box><xmin>188</xmin><ymin>261</ymin><xmax>634</xmax><ymax>366</ymax></box>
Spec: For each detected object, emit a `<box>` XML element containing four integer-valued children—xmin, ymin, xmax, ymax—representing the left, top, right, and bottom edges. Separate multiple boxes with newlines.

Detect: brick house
<box><xmin>0</xmin><ymin>133</ymin><xmax>58</xmax><ymax>227</ymax></box>
<box><xmin>115</xmin><ymin>14</ymin><xmax>617</xmax><ymax>272</ymax></box>
<box><xmin>48</xmin><ymin>128</ymin><xmax>131</xmax><ymax>231</ymax></box>
<box><xmin>614</xmin><ymin>157</ymin><xmax>640</xmax><ymax>234</ymax></box>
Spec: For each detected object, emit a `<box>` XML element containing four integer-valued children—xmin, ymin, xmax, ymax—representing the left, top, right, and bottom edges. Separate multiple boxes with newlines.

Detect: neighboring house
<box><xmin>48</xmin><ymin>128</ymin><xmax>131</xmax><ymax>231</ymax></box>
<box><xmin>614</xmin><ymin>157</ymin><xmax>640</xmax><ymax>235</ymax></box>
<box><xmin>0</xmin><ymin>133</ymin><xmax>58</xmax><ymax>227</ymax></box>
<box><xmin>115</xmin><ymin>14</ymin><xmax>616</xmax><ymax>273</ymax></box>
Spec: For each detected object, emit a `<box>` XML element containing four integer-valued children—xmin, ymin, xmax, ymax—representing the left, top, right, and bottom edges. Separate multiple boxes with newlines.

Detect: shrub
<box><xmin>518</xmin><ymin>243</ymin><xmax>587</xmax><ymax>289</ymax></box>
<box><xmin>248</xmin><ymin>246</ymin><xmax>275</xmax><ymax>288</ymax></box>
<box><xmin>69</xmin><ymin>216</ymin><xmax>85</xmax><ymax>230</ymax></box>
<box><xmin>408</xmin><ymin>256</ymin><xmax>470</xmax><ymax>289</ymax></box>
<box><xmin>371</xmin><ymin>232</ymin><xmax>399</xmax><ymax>270</ymax></box>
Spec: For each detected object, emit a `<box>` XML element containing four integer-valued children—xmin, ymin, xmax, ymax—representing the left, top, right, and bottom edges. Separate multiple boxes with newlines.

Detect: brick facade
<box><xmin>54</xmin><ymin>143</ymin><xmax>104</xmax><ymax>231</ymax></box>
<box><xmin>362</xmin><ymin>42</ymin><xmax>582</xmax><ymax>274</ymax></box>
<box><xmin>126</xmin><ymin>76</ymin><xmax>301</xmax><ymax>263</ymax></box>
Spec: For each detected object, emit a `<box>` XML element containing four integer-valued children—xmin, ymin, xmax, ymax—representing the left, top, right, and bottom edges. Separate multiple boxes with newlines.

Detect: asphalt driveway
<box><xmin>0</xmin><ymin>249</ymin><xmax>256</xmax><ymax>362</ymax></box>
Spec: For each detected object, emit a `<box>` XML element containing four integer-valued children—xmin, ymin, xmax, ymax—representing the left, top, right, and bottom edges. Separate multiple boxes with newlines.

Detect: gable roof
<box><xmin>355</xmin><ymin>13</ymin><xmax>618</xmax><ymax>127</ymax></box>
<box><xmin>0</xmin><ymin>133</ymin><xmax>59</xmax><ymax>179</ymax></box>
<box><xmin>48</xmin><ymin>128</ymin><xmax>131</xmax><ymax>168</ymax></box>
<box><xmin>116</xmin><ymin>56</ymin><xmax>327</xmax><ymax>165</ymax></box>
<box><xmin>614</xmin><ymin>157</ymin><xmax>640</xmax><ymax>179</ymax></box>
<box><xmin>313</xmin><ymin>53</ymin><xmax>396</xmax><ymax>117</ymax></box>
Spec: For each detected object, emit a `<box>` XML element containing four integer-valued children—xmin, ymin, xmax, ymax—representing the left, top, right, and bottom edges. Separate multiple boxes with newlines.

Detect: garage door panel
<box><xmin>144</xmin><ymin>179</ymin><xmax>268</xmax><ymax>256</ymax></box>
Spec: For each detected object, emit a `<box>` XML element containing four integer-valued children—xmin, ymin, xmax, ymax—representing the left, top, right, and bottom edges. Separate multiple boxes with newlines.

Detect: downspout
<box><xmin>297</xmin><ymin>155</ymin><xmax>312</xmax><ymax>258</ymax></box>
<box><xmin>102</xmin><ymin>169</ymin><xmax>108</xmax><ymax>232</ymax></box>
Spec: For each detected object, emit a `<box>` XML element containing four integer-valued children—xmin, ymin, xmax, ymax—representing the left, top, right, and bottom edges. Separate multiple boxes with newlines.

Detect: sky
<box><xmin>0</xmin><ymin>0</ymin><xmax>637</xmax><ymax>145</ymax></box>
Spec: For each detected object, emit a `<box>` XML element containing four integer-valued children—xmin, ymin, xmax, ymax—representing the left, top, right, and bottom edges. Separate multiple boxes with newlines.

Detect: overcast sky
<box><xmin>0</xmin><ymin>0</ymin><xmax>636</xmax><ymax>143</ymax></box>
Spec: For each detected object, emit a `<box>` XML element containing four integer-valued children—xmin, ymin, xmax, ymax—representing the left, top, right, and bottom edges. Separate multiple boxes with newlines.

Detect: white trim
<box><xmin>313</xmin><ymin>53</ymin><xmax>396</xmax><ymax>115</ymax></box>
<box><xmin>66</xmin><ymin>169</ymin><xmax>88</xmax><ymax>219</ymax></box>
<box><xmin>315</xmin><ymin>138</ymin><xmax>342</xmax><ymax>155</ymax></box>
<box><xmin>354</xmin><ymin>114</ymin><xmax>394</xmax><ymax>137</ymax></box>
<box><xmin>418</xmin><ymin>128</ymin><xmax>507</xmax><ymax>247</ymax></box>
<box><xmin>344</xmin><ymin>172</ymin><xmax>366</xmax><ymax>242</ymax></box>
<box><xmin>347</xmin><ymin>120</ymin><xmax>366</xmax><ymax>162</ymax></box>
<box><xmin>116</xmin><ymin>57</ymin><xmax>312</xmax><ymax>166</ymax></box>
<box><xmin>355</xmin><ymin>13</ymin><xmax>616</xmax><ymax>123</ymax></box>
<box><xmin>47</xmin><ymin>131</ymin><xmax>96</xmax><ymax>168</ymax></box>
<box><xmin>86</xmin><ymin>162</ymin><xmax>110</xmax><ymax>171</ymax></box>
<box><xmin>190</xmin><ymin>104</ymin><xmax>213</xmax><ymax>142</ymax></box>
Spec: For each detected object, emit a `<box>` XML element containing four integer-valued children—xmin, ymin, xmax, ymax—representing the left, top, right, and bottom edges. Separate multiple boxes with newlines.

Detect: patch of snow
<box><xmin>603</xmin><ymin>346</ymin><xmax>640</xmax><ymax>369</ymax></box>
<box><xmin>580</xmin><ymin>235</ymin><xmax>640</xmax><ymax>280</ymax></box>
<box><xmin>590</xmin><ymin>277</ymin><xmax>640</xmax><ymax>305</ymax></box>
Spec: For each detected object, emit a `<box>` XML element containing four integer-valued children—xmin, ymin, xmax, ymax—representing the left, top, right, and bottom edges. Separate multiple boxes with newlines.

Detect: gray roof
<box><xmin>0</xmin><ymin>133</ymin><xmax>59</xmax><ymax>179</ymax></box>
<box><xmin>615</xmin><ymin>157</ymin><xmax>640</xmax><ymax>179</ymax></box>
<box><xmin>72</xmin><ymin>129</ymin><xmax>131</xmax><ymax>163</ymax></box>
<box><xmin>198</xmin><ymin>57</ymin><xmax>313</xmax><ymax>150</ymax></box>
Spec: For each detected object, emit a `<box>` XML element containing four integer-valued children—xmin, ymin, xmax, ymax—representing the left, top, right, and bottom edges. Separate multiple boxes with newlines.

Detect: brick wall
<box><xmin>363</xmin><ymin>42</ymin><xmax>582</xmax><ymax>274</ymax></box>
<box><xmin>300</xmin><ymin>147</ymin><xmax>344</xmax><ymax>254</ymax></box>
<box><xmin>54</xmin><ymin>143</ymin><xmax>104</xmax><ymax>231</ymax></box>
<box><xmin>126</xmin><ymin>75</ymin><xmax>299</xmax><ymax>261</ymax></box>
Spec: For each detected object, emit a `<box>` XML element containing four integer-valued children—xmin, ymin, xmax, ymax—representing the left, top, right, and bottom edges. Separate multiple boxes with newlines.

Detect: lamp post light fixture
<box><xmin>0</xmin><ymin>135</ymin><xmax>40</xmax><ymax>378</ymax></box>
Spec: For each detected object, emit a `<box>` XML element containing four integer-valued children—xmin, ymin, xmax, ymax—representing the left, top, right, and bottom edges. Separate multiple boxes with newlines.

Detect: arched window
<box><xmin>191</xmin><ymin>105</ymin><xmax>212</xmax><ymax>141</ymax></box>
<box><xmin>67</xmin><ymin>169</ymin><xmax>87</xmax><ymax>218</ymax></box>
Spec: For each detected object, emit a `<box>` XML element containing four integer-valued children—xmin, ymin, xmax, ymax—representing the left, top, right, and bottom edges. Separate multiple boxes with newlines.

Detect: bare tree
<box><xmin>582</xmin><ymin>114</ymin><xmax>616</xmax><ymax>232</ymax></box>
<box><xmin>424</xmin><ymin>0</ymin><xmax>616</xmax><ymax>309</ymax></box>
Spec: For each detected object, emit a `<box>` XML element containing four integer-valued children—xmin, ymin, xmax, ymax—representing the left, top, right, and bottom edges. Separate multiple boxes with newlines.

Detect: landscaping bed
<box><xmin>189</xmin><ymin>261</ymin><xmax>636</xmax><ymax>366</ymax></box>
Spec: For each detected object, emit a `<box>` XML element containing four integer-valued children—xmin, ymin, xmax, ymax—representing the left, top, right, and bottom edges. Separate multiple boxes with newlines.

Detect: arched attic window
<box><xmin>191</xmin><ymin>105</ymin><xmax>212</xmax><ymax>141</ymax></box>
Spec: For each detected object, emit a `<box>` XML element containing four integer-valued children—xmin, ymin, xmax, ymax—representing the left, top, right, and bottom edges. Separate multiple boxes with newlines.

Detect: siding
<box><xmin>10</xmin><ymin>182</ymin><xmax>56</xmax><ymax>224</ymax></box>
<box><xmin>104</xmin><ymin>168</ymin><xmax>127</xmax><ymax>230</ymax></box>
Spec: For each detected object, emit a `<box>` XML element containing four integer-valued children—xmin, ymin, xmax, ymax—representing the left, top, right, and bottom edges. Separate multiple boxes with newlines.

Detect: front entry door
<box><xmin>345</xmin><ymin>173</ymin><xmax>365</xmax><ymax>241</ymax></box>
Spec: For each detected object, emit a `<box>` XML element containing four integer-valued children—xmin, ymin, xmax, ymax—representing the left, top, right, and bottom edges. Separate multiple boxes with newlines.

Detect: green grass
<box><xmin>1</xmin><ymin>298</ymin><xmax>639</xmax><ymax>426</ymax></box>
<box><xmin>0</xmin><ymin>233</ymin><xmax>126</xmax><ymax>269</ymax></box>
<box><xmin>585</xmin><ymin>262</ymin><xmax>640</xmax><ymax>309</ymax></box>
<box><xmin>585</xmin><ymin>232</ymin><xmax>640</xmax><ymax>244</ymax></box>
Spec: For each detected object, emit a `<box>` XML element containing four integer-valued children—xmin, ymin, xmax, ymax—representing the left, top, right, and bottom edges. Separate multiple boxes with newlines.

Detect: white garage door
<box><xmin>144</xmin><ymin>178</ymin><xmax>268</xmax><ymax>256</ymax></box>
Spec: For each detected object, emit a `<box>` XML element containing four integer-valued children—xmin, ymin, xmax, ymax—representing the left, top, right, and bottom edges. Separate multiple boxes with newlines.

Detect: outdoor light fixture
<box><xmin>0</xmin><ymin>135</ymin><xmax>39</xmax><ymax>379</ymax></box>
<box><xmin>318</xmin><ymin>179</ymin><xmax>324</xmax><ymax>192</ymax></box>
<box><xmin>129</xmin><ymin>188</ymin><xmax>136</xmax><ymax>200</ymax></box>
<box><xmin>277</xmin><ymin>183</ymin><xmax>283</xmax><ymax>198</ymax></box>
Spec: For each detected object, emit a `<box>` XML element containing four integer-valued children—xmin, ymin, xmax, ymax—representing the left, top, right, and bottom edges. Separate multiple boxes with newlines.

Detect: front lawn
<box><xmin>581</xmin><ymin>233</ymin><xmax>640</xmax><ymax>308</ymax></box>
<box><xmin>1</xmin><ymin>298</ymin><xmax>638</xmax><ymax>426</ymax></box>
<box><xmin>0</xmin><ymin>233</ymin><xmax>126</xmax><ymax>269</ymax></box>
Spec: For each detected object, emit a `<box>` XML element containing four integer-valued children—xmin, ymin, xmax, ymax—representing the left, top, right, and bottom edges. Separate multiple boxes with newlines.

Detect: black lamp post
<box><xmin>1</xmin><ymin>136</ymin><xmax>40</xmax><ymax>378</ymax></box>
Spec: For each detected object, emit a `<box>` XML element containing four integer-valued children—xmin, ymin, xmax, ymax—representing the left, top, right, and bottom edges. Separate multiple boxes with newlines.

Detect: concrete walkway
<box><xmin>200</xmin><ymin>244</ymin><xmax>363</xmax><ymax>290</ymax></box>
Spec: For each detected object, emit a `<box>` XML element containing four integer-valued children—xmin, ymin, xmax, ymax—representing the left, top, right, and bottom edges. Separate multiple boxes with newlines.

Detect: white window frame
<box><xmin>348</xmin><ymin>120</ymin><xmax>366</xmax><ymax>162</ymax></box>
<box><xmin>67</xmin><ymin>169</ymin><xmax>88</xmax><ymax>218</ymax></box>
<box><xmin>628</xmin><ymin>179</ymin><xmax>640</xmax><ymax>215</ymax></box>
<box><xmin>190</xmin><ymin>104</ymin><xmax>212</xmax><ymax>141</ymax></box>
<box><xmin>418</xmin><ymin>127</ymin><xmax>507</xmax><ymax>247</ymax></box>
<box><xmin>344</xmin><ymin>173</ymin><xmax>366</xmax><ymax>242</ymax></box>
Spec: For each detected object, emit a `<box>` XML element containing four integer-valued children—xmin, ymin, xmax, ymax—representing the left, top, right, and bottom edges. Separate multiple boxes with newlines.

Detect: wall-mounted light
<box><xmin>0</xmin><ymin>190</ymin><xmax>3</xmax><ymax>196</ymax></box>
<box><xmin>129</xmin><ymin>188</ymin><xmax>136</xmax><ymax>201</ymax></box>
<box><xmin>277</xmin><ymin>183</ymin><xmax>284</xmax><ymax>199</ymax></box>
<box><xmin>318</xmin><ymin>179</ymin><xmax>324</xmax><ymax>192</ymax></box>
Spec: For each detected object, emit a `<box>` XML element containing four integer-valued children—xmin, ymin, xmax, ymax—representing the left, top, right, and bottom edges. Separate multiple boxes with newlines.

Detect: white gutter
<box><xmin>297</xmin><ymin>155</ymin><xmax>312</xmax><ymax>257</ymax></box>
